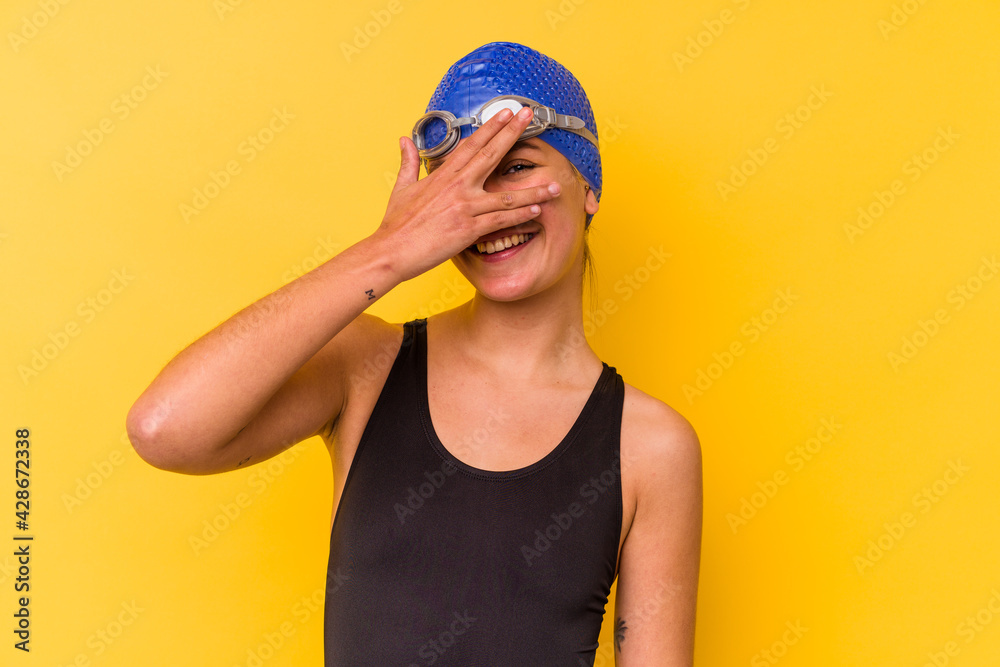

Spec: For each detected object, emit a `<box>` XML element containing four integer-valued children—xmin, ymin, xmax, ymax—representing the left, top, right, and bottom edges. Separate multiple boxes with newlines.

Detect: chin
<box><xmin>476</xmin><ymin>281</ymin><xmax>538</xmax><ymax>302</ymax></box>
<box><xmin>450</xmin><ymin>255</ymin><xmax>537</xmax><ymax>302</ymax></box>
<box><xmin>467</xmin><ymin>272</ymin><xmax>539</xmax><ymax>302</ymax></box>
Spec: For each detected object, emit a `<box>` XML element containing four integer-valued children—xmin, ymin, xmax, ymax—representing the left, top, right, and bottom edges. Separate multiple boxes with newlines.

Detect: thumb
<box><xmin>392</xmin><ymin>136</ymin><xmax>420</xmax><ymax>193</ymax></box>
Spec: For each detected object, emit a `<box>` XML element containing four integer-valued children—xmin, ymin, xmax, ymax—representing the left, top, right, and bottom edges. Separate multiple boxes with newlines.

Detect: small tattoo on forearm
<box><xmin>237</xmin><ymin>455</ymin><xmax>251</xmax><ymax>467</ymax></box>
<box><xmin>614</xmin><ymin>616</ymin><xmax>627</xmax><ymax>652</ymax></box>
<box><xmin>365</xmin><ymin>288</ymin><xmax>375</xmax><ymax>300</ymax></box>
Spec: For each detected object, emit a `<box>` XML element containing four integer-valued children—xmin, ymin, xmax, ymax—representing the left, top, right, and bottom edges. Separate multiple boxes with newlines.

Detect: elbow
<box><xmin>126</xmin><ymin>399</ymin><xmax>195</xmax><ymax>473</ymax></box>
<box><xmin>126</xmin><ymin>402</ymin><xmax>172</xmax><ymax>471</ymax></box>
<box><xmin>126</xmin><ymin>400</ymin><xmax>228</xmax><ymax>475</ymax></box>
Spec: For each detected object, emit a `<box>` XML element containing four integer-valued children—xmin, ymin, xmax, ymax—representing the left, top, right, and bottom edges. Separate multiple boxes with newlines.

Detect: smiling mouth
<box><xmin>469</xmin><ymin>232</ymin><xmax>535</xmax><ymax>255</ymax></box>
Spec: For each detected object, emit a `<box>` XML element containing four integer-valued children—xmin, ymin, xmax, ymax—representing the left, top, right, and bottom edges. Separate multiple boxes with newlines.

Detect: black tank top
<box><xmin>324</xmin><ymin>318</ymin><xmax>624</xmax><ymax>666</ymax></box>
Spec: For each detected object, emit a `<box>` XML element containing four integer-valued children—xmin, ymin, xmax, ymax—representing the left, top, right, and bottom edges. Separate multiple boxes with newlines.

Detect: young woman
<box><xmin>127</xmin><ymin>42</ymin><xmax>702</xmax><ymax>666</ymax></box>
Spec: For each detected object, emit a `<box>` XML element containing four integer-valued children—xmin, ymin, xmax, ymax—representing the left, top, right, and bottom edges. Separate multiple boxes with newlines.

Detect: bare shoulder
<box><xmin>620</xmin><ymin>381</ymin><xmax>702</xmax><ymax>480</ymax></box>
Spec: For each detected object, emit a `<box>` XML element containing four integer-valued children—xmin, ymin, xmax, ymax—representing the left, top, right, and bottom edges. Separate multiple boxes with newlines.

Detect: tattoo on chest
<box><xmin>236</xmin><ymin>455</ymin><xmax>252</xmax><ymax>467</ymax></box>
<box><xmin>365</xmin><ymin>288</ymin><xmax>375</xmax><ymax>300</ymax></box>
<box><xmin>614</xmin><ymin>615</ymin><xmax>628</xmax><ymax>652</ymax></box>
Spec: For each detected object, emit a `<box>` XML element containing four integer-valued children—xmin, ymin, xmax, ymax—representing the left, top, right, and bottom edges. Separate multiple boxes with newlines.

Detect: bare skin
<box><xmin>127</xmin><ymin>105</ymin><xmax>701</xmax><ymax>666</ymax></box>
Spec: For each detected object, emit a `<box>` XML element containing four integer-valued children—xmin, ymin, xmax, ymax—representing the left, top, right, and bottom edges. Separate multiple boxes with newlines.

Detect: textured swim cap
<box><xmin>424</xmin><ymin>42</ymin><xmax>601</xmax><ymax>227</ymax></box>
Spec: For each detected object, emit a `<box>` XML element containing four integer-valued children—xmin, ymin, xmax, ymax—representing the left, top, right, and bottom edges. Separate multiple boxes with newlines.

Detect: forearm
<box><xmin>126</xmin><ymin>235</ymin><xmax>399</xmax><ymax>459</ymax></box>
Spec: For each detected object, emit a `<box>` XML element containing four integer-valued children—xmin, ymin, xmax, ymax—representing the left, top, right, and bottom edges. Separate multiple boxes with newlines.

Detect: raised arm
<box><xmin>126</xmin><ymin>105</ymin><xmax>563</xmax><ymax>475</ymax></box>
<box><xmin>125</xmin><ymin>238</ymin><xmax>399</xmax><ymax>475</ymax></box>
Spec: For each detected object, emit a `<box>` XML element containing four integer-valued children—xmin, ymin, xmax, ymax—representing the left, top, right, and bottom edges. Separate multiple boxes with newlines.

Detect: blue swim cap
<box><xmin>424</xmin><ymin>42</ymin><xmax>602</xmax><ymax>227</ymax></box>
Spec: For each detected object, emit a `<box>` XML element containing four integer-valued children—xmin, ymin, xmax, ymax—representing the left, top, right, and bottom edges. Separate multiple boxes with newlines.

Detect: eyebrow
<box><xmin>508</xmin><ymin>140</ymin><xmax>545</xmax><ymax>155</ymax></box>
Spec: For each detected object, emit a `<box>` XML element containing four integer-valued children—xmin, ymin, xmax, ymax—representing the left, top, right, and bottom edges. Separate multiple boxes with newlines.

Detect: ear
<box><xmin>584</xmin><ymin>185</ymin><xmax>599</xmax><ymax>216</ymax></box>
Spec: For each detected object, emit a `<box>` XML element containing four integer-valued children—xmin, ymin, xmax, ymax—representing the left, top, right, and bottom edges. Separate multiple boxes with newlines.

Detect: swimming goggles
<box><xmin>412</xmin><ymin>94</ymin><xmax>599</xmax><ymax>160</ymax></box>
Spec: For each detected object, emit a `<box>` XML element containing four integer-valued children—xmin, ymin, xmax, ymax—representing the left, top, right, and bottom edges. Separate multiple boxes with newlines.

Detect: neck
<box><xmin>443</xmin><ymin>270</ymin><xmax>599</xmax><ymax>382</ymax></box>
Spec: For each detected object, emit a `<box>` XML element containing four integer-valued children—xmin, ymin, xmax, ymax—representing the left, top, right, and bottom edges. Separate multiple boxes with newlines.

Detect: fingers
<box><xmin>468</xmin><ymin>182</ymin><xmax>561</xmax><ymax>218</ymax></box>
<box><xmin>391</xmin><ymin>136</ymin><xmax>420</xmax><ymax>194</ymax></box>
<box><xmin>443</xmin><ymin>106</ymin><xmax>535</xmax><ymax>179</ymax></box>
<box><xmin>473</xmin><ymin>203</ymin><xmax>543</xmax><ymax>237</ymax></box>
<box><xmin>465</xmin><ymin>107</ymin><xmax>537</xmax><ymax>182</ymax></box>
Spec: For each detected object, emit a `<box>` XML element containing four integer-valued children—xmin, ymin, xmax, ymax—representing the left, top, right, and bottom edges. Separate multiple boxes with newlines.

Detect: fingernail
<box><xmin>498</xmin><ymin>108</ymin><xmax>513</xmax><ymax>121</ymax></box>
<box><xmin>530</xmin><ymin>205</ymin><xmax>541</xmax><ymax>214</ymax></box>
<box><xmin>518</xmin><ymin>107</ymin><xmax>533</xmax><ymax>119</ymax></box>
<box><xmin>548</xmin><ymin>183</ymin><xmax>561</xmax><ymax>195</ymax></box>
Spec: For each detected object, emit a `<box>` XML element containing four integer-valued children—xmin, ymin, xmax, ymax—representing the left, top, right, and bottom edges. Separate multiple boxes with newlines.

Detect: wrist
<box><xmin>344</xmin><ymin>232</ymin><xmax>407</xmax><ymax>298</ymax></box>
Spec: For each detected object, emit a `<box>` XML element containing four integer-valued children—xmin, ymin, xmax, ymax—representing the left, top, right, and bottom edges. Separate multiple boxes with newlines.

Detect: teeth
<box><xmin>475</xmin><ymin>233</ymin><xmax>532</xmax><ymax>255</ymax></box>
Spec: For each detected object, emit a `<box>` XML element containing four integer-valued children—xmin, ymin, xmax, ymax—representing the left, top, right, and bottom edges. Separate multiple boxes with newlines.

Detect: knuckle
<box><xmin>460</xmin><ymin>137</ymin><xmax>481</xmax><ymax>156</ymax></box>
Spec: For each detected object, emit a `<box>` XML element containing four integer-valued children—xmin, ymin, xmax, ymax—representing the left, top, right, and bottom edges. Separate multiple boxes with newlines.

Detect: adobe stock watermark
<box><xmin>716</xmin><ymin>84</ymin><xmax>833</xmax><ymax>201</ymax></box>
<box><xmin>844</xmin><ymin>126</ymin><xmax>959</xmax><ymax>243</ymax></box>
<box><xmin>214</xmin><ymin>0</ymin><xmax>251</xmax><ymax>20</ymax></box>
<box><xmin>519</xmin><ymin>467</ymin><xmax>617</xmax><ymax>566</ymax></box>
<box><xmin>750</xmin><ymin>620</ymin><xmax>808</xmax><ymax>666</ymax></box>
<box><xmin>406</xmin><ymin>610</ymin><xmax>477</xmax><ymax>667</ymax></box>
<box><xmin>672</xmin><ymin>0</ymin><xmax>753</xmax><ymax>73</ymax></box>
<box><xmin>520</xmin><ymin>447</ymin><xmax>643</xmax><ymax>567</ymax></box>
<box><xmin>0</xmin><ymin>555</ymin><xmax>20</xmax><ymax>587</ymax></box>
<box><xmin>7</xmin><ymin>0</ymin><xmax>74</xmax><ymax>53</ymax></box>
<box><xmin>597</xmin><ymin>115</ymin><xmax>628</xmax><ymax>151</ymax></box>
<box><xmin>232</xmin><ymin>566</ymin><xmax>351</xmax><ymax>667</ymax></box>
<box><xmin>888</xmin><ymin>254</ymin><xmax>996</xmax><ymax>372</ymax></box>
<box><xmin>281</xmin><ymin>236</ymin><xmax>342</xmax><ymax>284</ymax></box>
<box><xmin>586</xmin><ymin>578</ymin><xmax>686</xmax><ymax>665</ymax></box>
<box><xmin>221</xmin><ymin>277</ymin><xmax>304</xmax><ymax>348</ymax></box>
<box><xmin>61</xmin><ymin>431</ymin><xmax>131</xmax><ymax>513</ymax></box>
<box><xmin>340</xmin><ymin>0</ymin><xmax>403</xmax><ymax>63</ymax></box>
<box><xmin>544</xmin><ymin>0</ymin><xmax>590</xmax><ymax>30</ymax></box>
<box><xmin>726</xmin><ymin>417</ymin><xmax>842</xmax><ymax>534</ymax></box>
<box><xmin>854</xmin><ymin>459</ymin><xmax>969</xmax><ymax>575</ymax></box>
<box><xmin>394</xmin><ymin>406</ymin><xmax>511</xmax><ymax>525</ymax></box>
<box><xmin>393</xmin><ymin>458</ymin><xmax>459</xmax><ymax>525</ymax></box>
<box><xmin>405</xmin><ymin>277</ymin><xmax>470</xmax><ymax>322</ymax></box>
<box><xmin>878</xmin><ymin>0</ymin><xmax>931</xmax><ymax>40</ymax></box>
<box><xmin>18</xmin><ymin>267</ymin><xmax>136</xmax><ymax>385</ymax></box>
<box><xmin>54</xmin><ymin>600</ymin><xmax>145</xmax><ymax>666</ymax></box>
<box><xmin>681</xmin><ymin>288</ymin><xmax>798</xmax><ymax>404</ymax></box>
<box><xmin>918</xmin><ymin>588</ymin><xmax>1000</xmax><ymax>667</ymax></box>
<box><xmin>179</xmin><ymin>107</ymin><xmax>294</xmax><ymax>223</ymax></box>
<box><xmin>189</xmin><ymin>442</ymin><xmax>306</xmax><ymax>555</ymax></box>
<box><xmin>51</xmin><ymin>65</ymin><xmax>168</xmax><ymax>181</ymax></box>
<box><xmin>558</xmin><ymin>245</ymin><xmax>671</xmax><ymax>362</ymax></box>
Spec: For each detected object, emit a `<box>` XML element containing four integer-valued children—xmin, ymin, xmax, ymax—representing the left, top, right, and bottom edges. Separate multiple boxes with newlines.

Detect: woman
<box><xmin>127</xmin><ymin>42</ymin><xmax>702</xmax><ymax>666</ymax></box>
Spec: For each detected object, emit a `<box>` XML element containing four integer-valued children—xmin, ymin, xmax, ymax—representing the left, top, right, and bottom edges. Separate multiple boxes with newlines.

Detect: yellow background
<box><xmin>3</xmin><ymin>0</ymin><xmax>999</xmax><ymax>664</ymax></box>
